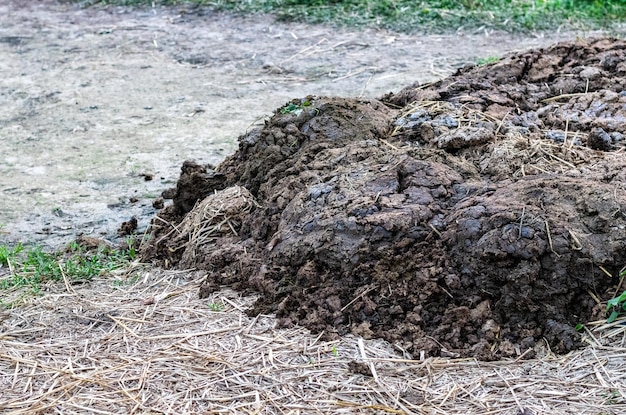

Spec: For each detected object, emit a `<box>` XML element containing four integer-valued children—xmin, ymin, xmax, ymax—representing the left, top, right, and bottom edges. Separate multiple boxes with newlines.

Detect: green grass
<box><xmin>0</xmin><ymin>240</ymin><xmax>137</xmax><ymax>295</ymax></box>
<box><xmin>79</xmin><ymin>0</ymin><xmax>626</xmax><ymax>33</ymax></box>
<box><xmin>476</xmin><ymin>55</ymin><xmax>500</xmax><ymax>66</ymax></box>
<box><xmin>605</xmin><ymin>266</ymin><xmax>626</xmax><ymax>323</ymax></box>
<box><xmin>206</xmin><ymin>301</ymin><xmax>225</xmax><ymax>312</ymax></box>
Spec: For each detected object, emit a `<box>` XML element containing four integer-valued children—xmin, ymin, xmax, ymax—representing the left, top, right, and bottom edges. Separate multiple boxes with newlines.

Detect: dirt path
<box><xmin>0</xmin><ymin>0</ymin><xmax>603</xmax><ymax>248</ymax></box>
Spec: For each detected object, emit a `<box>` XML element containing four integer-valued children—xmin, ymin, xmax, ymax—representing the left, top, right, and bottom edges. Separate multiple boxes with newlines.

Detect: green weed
<box><xmin>607</xmin><ymin>292</ymin><xmax>626</xmax><ymax>323</ymax></box>
<box><xmin>606</xmin><ymin>268</ymin><xmax>626</xmax><ymax>323</ymax></box>
<box><xmin>207</xmin><ymin>302</ymin><xmax>225</xmax><ymax>312</ymax></box>
<box><xmin>476</xmin><ymin>56</ymin><xmax>500</xmax><ymax>66</ymax></box>
<box><xmin>601</xmin><ymin>390</ymin><xmax>620</xmax><ymax>405</ymax></box>
<box><xmin>78</xmin><ymin>0</ymin><xmax>626</xmax><ymax>33</ymax></box>
<box><xmin>0</xmin><ymin>243</ymin><xmax>23</xmax><ymax>268</ymax></box>
<box><xmin>0</xmin><ymin>241</ymin><xmax>136</xmax><ymax>292</ymax></box>
<box><xmin>280</xmin><ymin>99</ymin><xmax>312</xmax><ymax>116</ymax></box>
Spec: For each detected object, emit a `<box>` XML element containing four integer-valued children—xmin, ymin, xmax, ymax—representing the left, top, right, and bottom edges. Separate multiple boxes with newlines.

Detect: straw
<box><xmin>2</xmin><ymin>267</ymin><xmax>625</xmax><ymax>414</ymax></box>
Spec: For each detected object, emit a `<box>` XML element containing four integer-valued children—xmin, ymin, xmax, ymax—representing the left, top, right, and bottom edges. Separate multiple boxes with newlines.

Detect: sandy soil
<box><xmin>0</xmin><ymin>0</ymin><xmax>609</xmax><ymax>248</ymax></box>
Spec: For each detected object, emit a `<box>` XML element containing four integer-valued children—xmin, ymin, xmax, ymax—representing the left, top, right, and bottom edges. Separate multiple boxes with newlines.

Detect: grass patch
<box><xmin>78</xmin><ymin>0</ymin><xmax>626</xmax><ymax>33</ymax></box>
<box><xmin>206</xmin><ymin>301</ymin><xmax>225</xmax><ymax>312</ymax></box>
<box><xmin>0</xmin><ymin>240</ymin><xmax>137</xmax><ymax>295</ymax></box>
<box><xmin>476</xmin><ymin>55</ymin><xmax>500</xmax><ymax>66</ymax></box>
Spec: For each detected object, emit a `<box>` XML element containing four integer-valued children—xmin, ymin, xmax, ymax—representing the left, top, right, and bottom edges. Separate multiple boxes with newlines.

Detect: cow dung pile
<box><xmin>142</xmin><ymin>38</ymin><xmax>626</xmax><ymax>360</ymax></box>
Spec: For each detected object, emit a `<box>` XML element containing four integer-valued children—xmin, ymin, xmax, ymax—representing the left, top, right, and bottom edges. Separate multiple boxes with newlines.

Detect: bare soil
<box><xmin>0</xmin><ymin>0</ymin><xmax>594</xmax><ymax>248</ymax></box>
<box><xmin>143</xmin><ymin>37</ymin><xmax>626</xmax><ymax>359</ymax></box>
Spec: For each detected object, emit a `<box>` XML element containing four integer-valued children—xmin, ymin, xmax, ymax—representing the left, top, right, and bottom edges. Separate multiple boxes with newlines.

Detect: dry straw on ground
<box><xmin>1</xmin><ymin>265</ymin><xmax>625</xmax><ymax>414</ymax></box>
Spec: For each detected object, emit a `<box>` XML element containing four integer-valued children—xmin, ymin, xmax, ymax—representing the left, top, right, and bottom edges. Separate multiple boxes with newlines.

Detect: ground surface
<box><xmin>2</xmin><ymin>2</ymin><xmax>626</xmax><ymax>414</ymax></box>
<box><xmin>0</xmin><ymin>0</ymin><xmax>600</xmax><ymax>248</ymax></box>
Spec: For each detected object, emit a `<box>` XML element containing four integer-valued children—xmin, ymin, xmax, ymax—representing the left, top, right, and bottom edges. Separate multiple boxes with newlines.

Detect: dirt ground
<box><xmin>0</xmin><ymin>0</ymin><xmax>601</xmax><ymax>248</ymax></box>
<box><xmin>2</xmin><ymin>2</ymin><xmax>626</xmax><ymax>413</ymax></box>
<box><xmin>144</xmin><ymin>37</ymin><xmax>626</xmax><ymax>360</ymax></box>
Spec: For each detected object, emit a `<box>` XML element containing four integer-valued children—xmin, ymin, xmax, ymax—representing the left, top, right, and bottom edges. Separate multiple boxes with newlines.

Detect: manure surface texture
<box><xmin>143</xmin><ymin>38</ymin><xmax>626</xmax><ymax>359</ymax></box>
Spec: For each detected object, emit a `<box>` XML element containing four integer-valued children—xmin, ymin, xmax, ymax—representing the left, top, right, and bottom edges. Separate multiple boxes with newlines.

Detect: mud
<box><xmin>143</xmin><ymin>38</ymin><xmax>626</xmax><ymax>359</ymax></box>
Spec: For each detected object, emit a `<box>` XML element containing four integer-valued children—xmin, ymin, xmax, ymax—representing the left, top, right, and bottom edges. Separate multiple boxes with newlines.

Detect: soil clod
<box><xmin>117</xmin><ymin>217</ymin><xmax>138</xmax><ymax>236</ymax></box>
